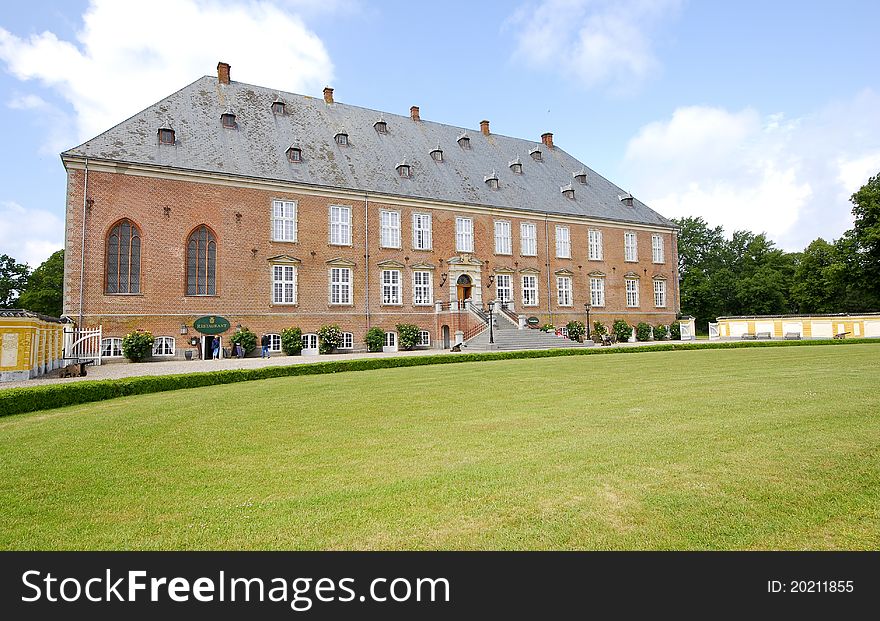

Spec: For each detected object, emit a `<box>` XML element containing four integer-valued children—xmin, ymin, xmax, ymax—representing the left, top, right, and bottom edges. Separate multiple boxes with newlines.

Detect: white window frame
<box><xmin>652</xmin><ymin>234</ymin><xmax>665</xmax><ymax>264</ymax></box>
<box><xmin>153</xmin><ymin>336</ymin><xmax>175</xmax><ymax>357</ymax></box>
<box><xmin>329</xmin><ymin>205</ymin><xmax>352</xmax><ymax>246</ymax></box>
<box><xmin>654</xmin><ymin>280</ymin><xmax>667</xmax><ymax>308</ymax></box>
<box><xmin>412</xmin><ymin>213</ymin><xmax>432</xmax><ymax>250</ymax></box>
<box><xmin>272</xmin><ymin>199</ymin><xmax>297</xmax><ymax>242</ymax></box>
<box><xmin>272</xmin><ymin>264</ymin><xmax>297</xmax><ymax>305</ymax></box>
<box><xmin>339</xmin><ymin>332</ymin><xmax>354</xmax><ymax>350</ymax></box>
<box><xmin>456</xmin><ymin>217</ymin><xmax>474</xmax><ymax>252</ymax></box>
<box><xmin>329</xmin><ymin>267</ymin><xmax>352</xmax><ymax>305</ymax></box>
<box><xmin>383</xmin><ymin>331</ymin><xmax>397</xmax><ymax>351</ymax></box>
<box><xmin>626</xmin><ymin>278</ymin><xmax>640</xmax><ymax>308</ymax></box>
<box><xmin>413</xmin><ymin>270</ymin><xmax>433</xmax><ymax>306</ymax></box>
<box><xmin>624</xmin><ymin>231</ymin><xmax>638</xmax><ymax>262</ymax></box>
<box><xmin>494</xmin><ymin>220</ymin><xmax>512</xmax><ymax>255</ymax></box>
<box><xmin>496</xmin><ymin>273</ymin><xmax>513</xmax><ymax>305</ymax></box>
<box><xmin>521</xmin><ymin>222</ymin><xmax>537</xmax><ymax>256</ymax></box>
<box><xmin>556</xmin><ymin>276</ymin><xmax>572</xmax><ymax>306</ymax></box>
<box><xmin>588</xmin><ymin>229</ymin><xmax>603</xmax><ymax>260</ymax></box>
<box><xmin>101</xmin><ymin>337</ymin><xmax>123</xmax><ymax>358</ymax></box>
<box><xmin>589</xmin><ymin>277</ymin><xmax>605</xmax><ymax>307</ymax></box>
<box><xmin>268</xmin><ymin>334</ymin><xmax>282</xmax><ymax>352</ymax></box>
<box><xmin>555</xmin><ymin>225</ymin><xmax>571</xmax><ymax>258</ymax></box>
<box><xmin>380</xmin><ymin>210</ymin><xmax>401</xmax><ymax>249</ymax></box>
<box><xmin>418</xmin><ymin>330</ymin><xmax>431</xmax><ymax>347</ymax></box>
<box><xmin>522</xmin><ymin>274</ymin><xmax>538</xmax><ymax>307</ymax></box>
<box><xmin>381</xmin><ymin>269</ymin><xmax>402</xmax><ymax>305</ymax></box>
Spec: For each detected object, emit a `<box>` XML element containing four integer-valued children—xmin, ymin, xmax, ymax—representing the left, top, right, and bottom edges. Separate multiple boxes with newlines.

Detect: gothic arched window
<box><xmin>186</xmin><ymin>225</ymin><xmax>217</xmax><ymax>295</ymax></box>
<box><xmin>106</xmin><ymin>219</ymin><xmax>141</xmax><ymax>294</ymax></box>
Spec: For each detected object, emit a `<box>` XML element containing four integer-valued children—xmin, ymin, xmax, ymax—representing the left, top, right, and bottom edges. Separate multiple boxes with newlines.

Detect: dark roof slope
<box><xmin>63</xmin><ymin>76</ymin><xmax>673</xmax><ymax>228</ymax></box>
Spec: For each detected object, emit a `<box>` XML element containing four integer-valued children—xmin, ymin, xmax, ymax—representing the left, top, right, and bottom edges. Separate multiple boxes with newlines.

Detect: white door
<box><xmin>302</xmin><ymin>333</ymin><xmax>319</xmax><ymax>355</ymax></box>
<box><xmin>383</xmin><ymin>331</ymin><xmax>398</xmax><ymax>353</ymax></box>
<box><xmin>811</xmin><ymin>321</ymin><xmax>832</xmax><ymax>338</ymax></box>
<box><xmin>782</xmin><ymin>321</ymin><xmax>802</xmax><ymax>337</ymax></box>
<box><xmin>729</xmin><ymin>322</ymin><xmax>748</xmax><ymax>337</ymax></box>
<box><xmin>864</xmin><ymin>321</ymin><xmax>880</xmax><ymax>337</ymax></box>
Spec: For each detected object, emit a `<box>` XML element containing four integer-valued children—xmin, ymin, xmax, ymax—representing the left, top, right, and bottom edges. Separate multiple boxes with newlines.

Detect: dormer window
<box><xmin>619</xmin><ymin>193</ymin><xmax>634</xmax><ymax>207</ymax></box>
<box><xmin>374</xmin><ymin>120</ymin><xmax>388</xmax><ymax>134</ymax></box>
<box><xmin>221</xmin><ymin>113</ymin><xmax>236</xmax><ymax>129</ymax></box>
<box><xmin>509</xmin><ymin>158</ymin><xmax>523</xmax><ymax>174</ymax></box>
<box><xmin>335</xmin><ymin>132</ymin><xmax>348</xmax><ymax>146</ymax></box>
<box><xmin>272</xmin><ymin>101</ymin><xmax>285</xmax><ymax>115</ymax></box>
<box><xmin>397</xmin><ymin>163</ymin><xmax>411</xmax><ymax>178</ymax></box>
<box><xmin>530</xmin><ymin>147</ymin><xmax>542</xmax><ymax>161</ymax></box>
<box><xmin>561</xmin><ymin>184</ymin><xmax>575</xmax><ymax>199</ymax></box>
<box><xmin>430</xmin><ymin>148</ymin><xmax>443</xmax><ymax>162</ymax></box>
<box><xmin>286</xmin><ymin>147</ymin><xmax>302</xmax><ymax>162</ymax></box>
<box><xmin>485</xmin><ymin>171</ymin><xmax>499</xmax><ymax>190</ymax></box>
<box><xmin>457</xmin><ymin>133</ymin><xmax>470</xmax><ymax>149</ymax></box>
<box><xmin>158</xmin><ymin>128</ymin><xmax>175</xmax><ymax>145</ymax></box>
<box><xmin>574</xmin><ymin>170</ymin><xmax>587</xmax><ymax>184</ymax></box>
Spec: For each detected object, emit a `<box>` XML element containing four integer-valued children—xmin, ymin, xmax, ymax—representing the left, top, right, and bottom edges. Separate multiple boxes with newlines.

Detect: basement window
<box><xmin>221</xmin><ymin>113</ymin><xmax>237</xmax><ymax>129</ymax></box>
<box><xmin>286</xmin><ymin>147</ymin><xmax>302</xmax><ymax>162</ymax></box>
<box><xmin>158</xmin><ymin>128</ymin><xmax>175</xmax><ymax>145</ymax></box>
<box><xmin>272</xmin><ymin>101</ymin><xmax>285</xmax><ymax>115</ymax></box>
<box><xmin>335</xmin><ymin>132</ymin><xmax>348</xmax><ymax>146</ymax></box>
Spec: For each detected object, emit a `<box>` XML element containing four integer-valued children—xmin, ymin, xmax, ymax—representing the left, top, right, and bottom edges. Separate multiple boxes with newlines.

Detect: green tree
<box><xmin>790</xmin><ymin>239</ymin><xmax>845</xmax><ymax>313</ymax></box>
<box><xmin>848</xmin><ymin>171</ymin><xmax>880</xmax><ymax>306</ymax></box>
<box><xmin>18</xmin><ymin>250</ymin><xmax>64</xmax><ymax>316</ymax></box>
<box><xmin>0</xmin><ymin>254</ymin><xmax>30</xmax><ymax>308</ymax></box>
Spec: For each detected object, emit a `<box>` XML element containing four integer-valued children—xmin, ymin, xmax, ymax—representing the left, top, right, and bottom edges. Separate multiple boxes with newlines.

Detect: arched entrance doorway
<box><xmin>442</xmin><ymin>325</ymin><xmax>450</xmax><ymax>349</ymax></box>
<box><xmin>456</xmin><ymin>274</ymin><xmax>473</xmax><ymax>303</ymax></box>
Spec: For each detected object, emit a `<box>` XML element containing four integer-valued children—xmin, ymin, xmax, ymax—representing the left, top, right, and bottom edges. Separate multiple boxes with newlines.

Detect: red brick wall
<box><xmin>64</xmin><ymin>168</ymin><xmax>678</xmax><ymax>355</ymax></box>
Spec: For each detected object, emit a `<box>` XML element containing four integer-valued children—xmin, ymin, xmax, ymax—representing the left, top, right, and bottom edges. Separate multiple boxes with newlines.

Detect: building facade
<box><xmin>61</xmin><ymin>63</ymin><xmax>679</xmax><ymax>359</ymax></box>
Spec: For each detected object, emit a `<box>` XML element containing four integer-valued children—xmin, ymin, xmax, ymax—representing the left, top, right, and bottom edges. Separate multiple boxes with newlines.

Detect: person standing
<box><xmin>212</xmin><ymin>335</ymin><xmax>220</xmax><ymax>360</ymax></box>
<box><xmin>260</xmin><ymin>333</ymin><xmax>270</xmax><ymax>358</ymax></box>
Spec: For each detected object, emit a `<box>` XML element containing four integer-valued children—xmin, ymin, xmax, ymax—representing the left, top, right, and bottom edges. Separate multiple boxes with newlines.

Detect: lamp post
<box><xmin>488</xmin><ymin>300</ymin><xmax>495</xmax><ymax>344</ymax></box>
<box><xmin>584</xmin><ymin>302</ymin><xmax>592</xmax><ymax>342</ymax></box>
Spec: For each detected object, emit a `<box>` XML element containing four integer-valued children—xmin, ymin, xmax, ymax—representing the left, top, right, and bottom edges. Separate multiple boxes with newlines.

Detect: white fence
<box><xmin>64</xmin><ymin>325</ymin><xmax>103</xmax><ymax>366</ymax></box>
<box><xmin>708</xmin><ymin>323</ymin><xmax>720</xmax><ymax>341</ymax></box>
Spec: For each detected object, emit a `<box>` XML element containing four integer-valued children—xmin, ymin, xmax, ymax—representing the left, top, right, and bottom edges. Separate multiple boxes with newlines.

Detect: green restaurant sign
<box><xmin>193</xmin><ymin>315</ymin><xmax>231</xmax><ymax>335</ymax></box>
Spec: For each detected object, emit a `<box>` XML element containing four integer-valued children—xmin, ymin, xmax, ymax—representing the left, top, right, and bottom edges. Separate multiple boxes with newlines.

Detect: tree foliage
<box><xmin>18</xmin><ymin>250</ymin><xmax>64</xmax><ymax>317</ymax></box>
<box><xmin>0</xmin><ymin>254</ymin><xmax>30</xmax><ymax>308</ymax></box>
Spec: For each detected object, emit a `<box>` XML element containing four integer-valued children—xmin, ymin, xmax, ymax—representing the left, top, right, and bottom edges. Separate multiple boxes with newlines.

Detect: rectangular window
<box><xmin>654</xmin><ymin>280</ymin><xmax>666</xmax><ymax>307</ymax></box>
<box><xmin>329</xmin><ymin>205</ymin><xmax>351</xmax><ymax>245</ymax></box>
<box><xmin>412</xmin><ymin>213</ymin><xmax>432</xmax><ymax>250</ymax></box>
<box><xmin>101</xmin><ymin>337</ymin><xmax>123</xmax><ymax>357</ymax></box>
<box><xmin>413</xmin><ymin>271</ymin><xmax>432</xmax><ymax>306</ymax></box>
<box><xmin>272</xmin><ymin>264</ymin><xmax>297</xmax><ymax>304</ymax></box>
<box><xmin>456</xmin><ymin>217</ymin><xmax>474</xmax><ymax>252</ymax></box>
<box><xmin>652</xmin><ymin>234</ymin><xmax>665</xmax><ymax>263</ymax></box>
<box><xmin>626</xmin><ymin>279</ymin><xmax>640</xmax><ymax>307</ymax></box>
<box><xmin>339</xmin><ymin>332</ymin><xmax>354</xmax><ymax>349</ymax></box>
<box><xmin>269</xmin><ymin>334</ymin><xmax>282</xmax><ymax>352</ymax></box>
<box><xmin>330</xmin><ymin>267</ymin><xmax>352</xmax><ymax>305</ymax></box>
<box><xmin>272</xmin><ymin>199</ymin><xmax>297</xmax><ymax>242</ymax></box>
<box><xmin>496</xmin><ymin>274</ymin><xmax>512</xmax><ymax>305</ymax></box>
<box><xmin>556</xmin><ymin>276</ymin><xmax>572</xmax><ymax>306</ymax></box>
<box><xmin>521</xmin><ymin>222</ymin><xmax>537</xmax><ymax>256</ymax></box>
<box><xmin>382</xmin><ymin>269</ymin><xmax>401</xmax><ymax>305</ymax></box>
<box><xmin>589</xmin><ymin>277</ymin><xmax>605</xmax><ymax>307</ymax></box>
<box><xmin>153</xmin><ymin>336</ymin><xmax>175</xmax><ymax>357</ymax></box>
<box><xmin>555</xmin><ymin>226</ymin><xmax>571</xmax><ymax>258</ymax></box>
<box><xmin>625</xmin><ymin>231</ymin><xmax>638</xmax><ymax>262</ymax></box>
<box><xmin>380</xmin><ymin>210</ymin><xmax>401</xmax><ymax>248</ymax></box>
<box><xmin>588</xmin><ymin>229</ymin><xmax>603</xmax><ymax>260</ymax></box>
<box><xmin>494</xmin><ymin>220</ymin><xmax>512</xmax><ymax>255</ymax></box>
<box><xmin>522</xmin><ymin>275</ymin><xmax>538</xmax><ymax>306</ymax></box>
<box><xmin>418</xmin><ymin>330</ymin><xmax>431</xmax><ymax>347</ymax></box>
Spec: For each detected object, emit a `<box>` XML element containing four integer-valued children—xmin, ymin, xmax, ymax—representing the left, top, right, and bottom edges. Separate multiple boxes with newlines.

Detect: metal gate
<box><xmin>64</xmin><ymin>325</ymin><xmax>103</xmax><ymax>365</ymax></box>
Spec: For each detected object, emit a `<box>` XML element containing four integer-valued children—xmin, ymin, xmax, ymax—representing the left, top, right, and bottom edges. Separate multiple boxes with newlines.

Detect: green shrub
<box><xmin>593</xmin><ymin>321</ymin><xmax>608</xmax><ymax>336</ymax></box>
<box><xmin>365</xmin><ymin>327</ymin><xmax>385</xmax><ymax>352</ymax></box>
<box><xmin>122</xmin><ymin>330</ymin><xmax>154</xmax><ymax>362</ymax></box>
<box><xmin>669</xmin><ymin>322</ymin><xmax>681</xmax><ymax>340</ymax></box>
<box><xmin>396</xmin><ymin>324</ymin><xmax>420</xmax><ymax>350</ymax></box>
<box><xmin>654</xmin><ymin>324</ymin><xmax>669</xmax><ymax>341</ymax></box>
<box><xmin>317</xmin><ymin>324</ymin><xmax>342</xmax><ymax>354</ymax></box>
<box><xmin>281</xmin><ymin>327</ymin><xmax>303</xmax><ymax>355</ymax></box>
<box><xmin>540</xmin><ymin>323</ymin><xmax>555</xmax><ymax>332</ymax></box>
<box><xmin>636</xmin><ymin>322</ymin><xmax>652</xmax><ymax>342</ymax></box>
<box><xmin>566</xmin><ymin>320</ymin><xmax>585</xmax><ymax>342</ymax></box>
<box><xmin>612</xmin><ymin>319</ymin><xmax>632</xmax><ymax>343</ymax></box>
<box><xmin>230</xmin><ymin>327</ymin><xmax>257</xmax><ymax>353</ymax></box>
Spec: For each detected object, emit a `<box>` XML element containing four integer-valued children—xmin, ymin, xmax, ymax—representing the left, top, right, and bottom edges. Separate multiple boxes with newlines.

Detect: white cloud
<box><xmin>0</xmin><ymin>201</ymin><xmax>64</xmax><ymax>267</ymax></box>
<box><xmin>622</xmin><ymin>91</ymin><xmax>880</xmax><ymax>249</ymax></box>
<box><xmin>0</xmin><ymin>0</ymin><xmax>335</xmax><ymax>145</ymax></box>
<box><xmin>507</xmin><ymin>0</ymin><xmax>681</xmax><ymax>91</ymax></box>
<box><xmin>7</xmin><ymin>93</ymin><xmax>76</xmax><ymax>155</ymax></box>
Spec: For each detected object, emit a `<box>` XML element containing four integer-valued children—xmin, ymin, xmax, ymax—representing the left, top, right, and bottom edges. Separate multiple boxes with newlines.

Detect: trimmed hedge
<box><xmin>3</xmin><ymin>338</ymin><xmax>880</xmax><ymax>418</ymax></box>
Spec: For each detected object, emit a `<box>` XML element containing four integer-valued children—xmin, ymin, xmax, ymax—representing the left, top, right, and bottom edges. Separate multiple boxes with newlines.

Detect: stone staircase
<box><xmin>462</xmin><ymin>314</ymin><xmax>593</xmax><ymax>351</ymax></box>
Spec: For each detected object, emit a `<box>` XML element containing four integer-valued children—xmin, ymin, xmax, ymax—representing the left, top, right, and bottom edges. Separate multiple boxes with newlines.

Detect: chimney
<box><xmin>541</xmin><ymin>132</ymin><xmax>554</xmax><ymax>149</ymax></box>
<box><xmin>480</xmin><ymin>120</ymin><xmax>490</xmax><ymax>136</ymax></box>
<box><xmin>323</xmin><ymin>87</ymin><xmax>334</xmax><ymax>104</ymax></box>
<box><xmin>217</xmin><ymin>62</ymin><xmax>231</xmax><ymax>85</ymax></box>
<box><xmin>410</xmin><ymin>106</ymin><xmax>420</xmax><ymax>122</ymax></box>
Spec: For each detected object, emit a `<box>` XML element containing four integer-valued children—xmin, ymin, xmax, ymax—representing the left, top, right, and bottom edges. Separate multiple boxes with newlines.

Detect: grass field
<box><xmin>1</xmin><ymin>344</ymin><xmax>878</xmax><ymax>550</ymax></box>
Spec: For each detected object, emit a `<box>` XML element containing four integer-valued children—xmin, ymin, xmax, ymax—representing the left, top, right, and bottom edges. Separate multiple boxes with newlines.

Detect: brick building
<box><xmin>61</xmin><ymin>62</ymin><xmax>679</xmax><ymax>359</ymax></box>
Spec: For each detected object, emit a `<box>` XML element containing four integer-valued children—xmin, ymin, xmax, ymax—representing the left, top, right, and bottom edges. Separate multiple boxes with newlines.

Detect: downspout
<box><xmin>544</xmin><ymin>214</ymin><xmax>552</xmax><ymax>324</ymax></box>
<box><xmin>364</xmin><ymin>192</ymin><xmax>370</xmax><ymax>330</ymax></box>
<box><xmin>78</xmin><ymin>159</ymin><xmax>89</xmax><ymax>328</ymax></box>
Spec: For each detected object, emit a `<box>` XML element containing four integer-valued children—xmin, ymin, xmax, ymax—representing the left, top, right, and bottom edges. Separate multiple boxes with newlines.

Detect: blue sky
<box><xmin>1</xmin><ymin>0</ymin><xmax>879</xmax><ymax>266</ymax></box>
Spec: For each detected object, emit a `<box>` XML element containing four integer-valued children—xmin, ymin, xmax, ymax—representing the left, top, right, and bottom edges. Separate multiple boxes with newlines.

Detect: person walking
<box><xmin>212</xmin><ymin>335</ymin><xmax>220</xmax><ymax>360</ymax></box>
<box><xmin>260</xmin><ymin>333</ymin><xmax>270</xmax><ymax>358</ymax></box>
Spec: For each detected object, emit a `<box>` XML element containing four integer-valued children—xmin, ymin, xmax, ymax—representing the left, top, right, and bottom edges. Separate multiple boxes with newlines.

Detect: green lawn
<box><xmin>1</xmin><ymin>344</ymin><xmax>879</xmax><ymax>550</ymax></box>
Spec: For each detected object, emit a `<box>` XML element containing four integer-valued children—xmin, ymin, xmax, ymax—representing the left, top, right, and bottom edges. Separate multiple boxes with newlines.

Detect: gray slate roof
<box><xmin>63</xmin><ymin>76</ymin><xmax>673</xmax><ymax>229</ymax></box>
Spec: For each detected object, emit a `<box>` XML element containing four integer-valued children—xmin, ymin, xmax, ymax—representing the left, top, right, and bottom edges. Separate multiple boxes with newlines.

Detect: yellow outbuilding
<box><xmin>712</xmin><ymin>313</ymin><xmax>880</xmax><ymax>340</ymax></box>
<box><xmin>0</xmin><ymin>310</ymin><xmax>67</xmax><ymax>382</ymax></box>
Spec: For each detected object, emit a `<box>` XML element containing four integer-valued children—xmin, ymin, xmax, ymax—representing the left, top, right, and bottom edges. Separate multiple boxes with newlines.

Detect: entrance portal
<box><xmin>456</xmin><ymin>274</ymin><xmax>473</xmax><ymax>303</ymax></box>
<box><xmin>202</xmin><ymin>335</ymin><xmax>221</xmax><ymax>359</ymax></box>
